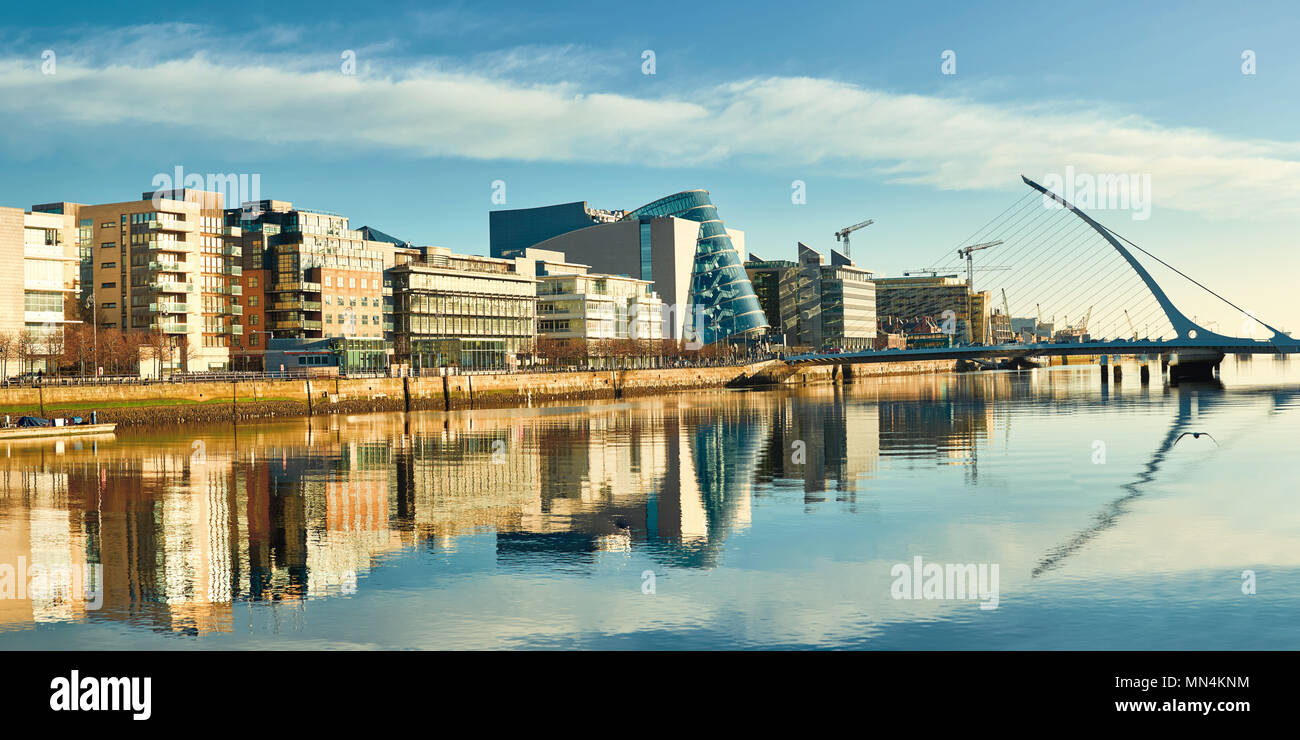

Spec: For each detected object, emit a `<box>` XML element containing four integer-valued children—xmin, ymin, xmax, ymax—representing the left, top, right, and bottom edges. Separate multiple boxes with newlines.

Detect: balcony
<box><xmin>223</xmin><ymin>226</ymin><xmax>242</xmax><ymax>238</ymax></box>
<box><xmin>228</xmin><ymin>304</ymin><xmax>244</xmax><ymax>315</ymax></box>
<box><xmin>148</xmin><ymin>218</ymin><xmax>186</xmax><ymax>232</ymax></box>
<box><xmin>24</xmin><ymin>243</ymin><xmax>72</xmax><ymax>261</ymax></box>
<box><xmin>228</xmin><ymin>324</ymin><xmax>243</xmax><ymax>335</ymax></box>
<box><xmin>222</xmin><ymin>285</ymin><xmax>243</xmax><ymax>296</ymax></box>
<box><xmin>148</xmin><ymin>260</ymin><xmax>187</xmax><ymax>273</ymax></box>
<box><xmin>223</xmin><ymin>245</ymin><xmax>242</xmax><ymax>258</ymax></box>
<box><xmin>226</xmin><ymin>265</ymin><xmax>243</xmax><ymax>276</ymax></box>
<box><xmin>144</xmin><ymin>238</ymin><xmax>187</xmax><ymax>252</ymax></box>
<box><xmin>149</xmin><ymin>302</ymin><xmax>189</xmax><ymax>314</ymax></box>
<box><xmin>149</xmin><ymin>281</ymin><xmax>195</xmax><ymax>294</ymax></box>
<box><xmin>156</xmin><ymin>322</ymin><xmax>188</xmax><ymax>334</ymax></box>
<box><xmin>302</xmin><ymin>320</ymin><xmax>322</xmax><ymax>330</ymax></box>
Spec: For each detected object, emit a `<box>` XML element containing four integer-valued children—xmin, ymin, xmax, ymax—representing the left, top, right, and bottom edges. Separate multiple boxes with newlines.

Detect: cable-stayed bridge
<box><xmin>785</xmin><ymin>175</ymin><xmax>1299</xmax><ymax>379</ymax></box>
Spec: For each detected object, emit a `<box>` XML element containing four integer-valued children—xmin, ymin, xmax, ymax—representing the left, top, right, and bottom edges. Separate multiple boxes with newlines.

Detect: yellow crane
<box><xmin>1125</xmin><ymin>309</ymin><xmax>1138</xmax><ymax>340</ymax></box>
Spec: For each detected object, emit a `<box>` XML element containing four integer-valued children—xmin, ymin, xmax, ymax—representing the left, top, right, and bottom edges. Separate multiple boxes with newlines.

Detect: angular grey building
<box><xmin>490</xmin><ymin>190</ymin><xmax>768</xmax><ymax>344</ymax></box>
<box><xmin>745</xmin><ymin>244</ymin><xmax>876</xmax><ymax>351</ymax></box>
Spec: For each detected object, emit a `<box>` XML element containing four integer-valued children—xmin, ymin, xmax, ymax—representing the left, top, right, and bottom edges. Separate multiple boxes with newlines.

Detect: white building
<box><xmin>22</xmin><ymin>211</ymin><xmax>81</xmax><ymax>371</ymax></box>
<box><xmin>531</xmin><ymin>250</ymin><xmax>664</xmax><ymax>364</ymax></box>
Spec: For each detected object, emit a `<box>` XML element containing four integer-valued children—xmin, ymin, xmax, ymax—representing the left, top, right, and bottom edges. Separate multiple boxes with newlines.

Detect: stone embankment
<box><xmin>0</xmin><ymin>359</ymin><xmax>958</xmax><ymax>428</ymax></box>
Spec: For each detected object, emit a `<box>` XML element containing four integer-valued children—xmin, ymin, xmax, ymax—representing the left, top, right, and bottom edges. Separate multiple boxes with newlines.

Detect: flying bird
<box><xmin>1174</xmin><ymin>432</ymin><xmax>1218</xmax><ymax>447</ymax></box>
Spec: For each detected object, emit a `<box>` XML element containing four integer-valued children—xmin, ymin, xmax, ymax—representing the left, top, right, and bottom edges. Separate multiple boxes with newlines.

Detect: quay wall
<box><xmin>0</xmin><ymin>359</ymin><xmax>958</xmax><ymax>427</ymax></box>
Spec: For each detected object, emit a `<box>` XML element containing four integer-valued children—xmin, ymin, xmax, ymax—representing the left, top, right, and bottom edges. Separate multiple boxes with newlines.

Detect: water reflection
<box><xmin>1</xmin><ymin>360</ymin><xmax>1297</xmax><ymax>648</ymax></box>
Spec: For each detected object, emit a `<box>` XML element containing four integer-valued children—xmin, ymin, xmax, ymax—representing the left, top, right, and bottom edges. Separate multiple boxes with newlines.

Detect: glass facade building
<box><xmin>623</xmin><ymin>190</ymin><xmax>768</xmax><ymax>344</ymax></box>
<box><xmin>390</xmin><ymin>252</ymin><xmax>536</xmax><ymax>371</ymax></box>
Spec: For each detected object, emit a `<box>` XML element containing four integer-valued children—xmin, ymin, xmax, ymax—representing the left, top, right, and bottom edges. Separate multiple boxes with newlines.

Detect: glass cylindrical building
<box><xmin>624</xmin><ymin>190</ymin><xmax>769</xmax><ymax>344</ymax></box>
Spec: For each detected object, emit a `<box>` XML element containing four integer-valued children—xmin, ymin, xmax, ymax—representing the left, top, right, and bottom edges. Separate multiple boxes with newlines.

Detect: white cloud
<box><xmin>3</xmin><ymin>53</ymin><xmax>1300</xmax><ymax>218</ymax></box>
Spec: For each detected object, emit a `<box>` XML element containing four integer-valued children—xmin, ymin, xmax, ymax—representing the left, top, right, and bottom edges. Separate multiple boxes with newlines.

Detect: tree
<box><xmin>16</xmin><ymin>331</ymin><xmax>40</xmax><ymax>376</ymax></box>
<box><xmin>101</xmin><ymin>328</ymin><xmax>139</xmax><ymax>376</ymax></box>
<box><xmin>0</xmin><ymin>330</ymin><xmax>14</xmax><ymax>379</ymax></box>
<box><xmin>181</xmin><ymin>336</ymin><xmax>202</xmax><ymax>372</ymax></box>
<box><xmin>41</xmin><ymin>327</ymin><xmax>66</xmax><ymax>377</ymax></box>
<box><xmin>62</xmin><ymin>323</ymin><xmax>94</xmax><ymax>377</ymax></box>
<box><xmin>138</xmin><ymin>326</ymin><xmax>167</xmax><ymax>378</ymax></box>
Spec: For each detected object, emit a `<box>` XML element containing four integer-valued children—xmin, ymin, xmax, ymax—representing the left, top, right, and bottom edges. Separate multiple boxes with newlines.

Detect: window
<box><xmin>249</xmin><ymin>277</ymin><xmax>258</xmax><ymax>287</ymax></box>
<box><xmin>101</xmin><ymin>262</ymin><xmax>116</xmax><ymax>269</ymax></box>
<box><xmin>101</xmin><ymin>242</ymin><xmax>116</xmax><ymax>249</ymax></box>
<box><xmin>101</xmin><ymin>282</ymin><xmax>115</xmax><ymax>289</ymax></box>
<box><xmin>250</xmin><ymin>334</ymin><xmax>259</xmax><ymax>346</ymax></box>
<box><xmin>249</xmin><ymin>296</ymin><xmax>258</xmax><ymax>306</ymax></box>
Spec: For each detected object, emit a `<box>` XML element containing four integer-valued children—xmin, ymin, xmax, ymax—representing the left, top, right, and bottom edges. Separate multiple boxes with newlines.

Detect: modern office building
<box><xmin>743</xmin><ymin>254</ymin><xmax>797</xmax><ymax>343</ymax></box>
<box><xmin>744</xmin><ymin>244</ymin><xmax>875</xmax><ymax>351</ymax></box>
<box><xmin>532</xmin><ymin>250</ymin><xmax>663</xmax><ymax>365</ymax></box>
<box><xmin>62</xmin><ymin>189</ymin><xmax>237</xmax><ymax>373</ymax></box>
<box><xmin>874</xmin><ymin>273</ymin><xmax>992</xmax><ymax>346</ymax></box>
<box><xmin>389</xmin><ymin>247</ymin><xmax>537</xmax><ymax>371</ymax></box>
<box><xmin>489</xmin><ymin>201</ymin><xmax>626</xmax><ymax>260</ymax></box>
<box><xmin>225</xmin><ymin>200</ymin><xmax>420</xmax><ymax>370</ymax></box>
<box><xmin>490</xmin><ymin>190</ymin><xmax>767</xmax><ymax>344</ymax></box>
<box><xmin>263</xmin><ymin>336</ymin><xmax>389</xmax><ymax>375</ymax></box>
<box><xmin>0</xmin><ymin>207</ymin><xmax>81</xmax><ymax>372</ymax></box>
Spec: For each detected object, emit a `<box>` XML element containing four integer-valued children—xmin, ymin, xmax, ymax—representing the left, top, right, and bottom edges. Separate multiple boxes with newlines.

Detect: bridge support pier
<box><xmin>1100</xmin><ymin>363</ymin><xmax>1108</xmax><ymax>383</ymax></box>
<box><xmin>1168</xmin><ymin>351</ymin><xmax>1224</xmax><ymax>384</ymax></box>
<box><xmin>1140</xmin><ymin>364</ymin><xmax>1150</xmax><ymax>384</ymax></box>
<box><xmin>1113</xmin><ymin>364</ymin><xmax>1122</xmax><ymax>383</ymax></box>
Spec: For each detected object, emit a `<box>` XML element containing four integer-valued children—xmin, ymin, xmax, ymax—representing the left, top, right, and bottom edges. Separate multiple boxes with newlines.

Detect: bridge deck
<box><xmin>784</xmin><ymin>340</ymin><xmax>1298</xmax><ymax>366</ymax></box>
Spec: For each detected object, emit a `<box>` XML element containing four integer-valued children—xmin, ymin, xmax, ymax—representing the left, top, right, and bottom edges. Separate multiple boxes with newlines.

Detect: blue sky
<box><xmin>2</xmin><ymin>0</ymin><xmax>1298</xmax><ymax>330</ymax></box>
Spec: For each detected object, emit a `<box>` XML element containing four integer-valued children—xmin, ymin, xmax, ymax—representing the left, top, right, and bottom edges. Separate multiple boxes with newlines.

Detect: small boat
<box><xmin>0</xmin><ymin>416</ymin><xmax>116</xmax><ymax>440</ymax></box>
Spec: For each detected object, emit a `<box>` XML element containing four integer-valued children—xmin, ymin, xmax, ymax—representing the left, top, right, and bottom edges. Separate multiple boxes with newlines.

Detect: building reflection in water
<box><xmin>0</xmin><ymin>375</ymin><xmax>1011</xmax><ymax>635</ymax></box>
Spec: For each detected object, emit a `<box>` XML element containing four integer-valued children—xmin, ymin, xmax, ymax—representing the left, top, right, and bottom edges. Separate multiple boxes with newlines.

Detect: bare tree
<box><xmin>42</xmin><ymin>327</ymin><xmax>66</xmax><ymax>377</ymax></box>
<box><xmin>138</xmin><ymin>326</ymin><xmax>167</xmax><ymax>378</ymax></box>
<box><xmin>0</xmin><ymin>330</ymin><xmax>14</xmax><ymax>380</ymax></box>
<box><xmin>16</xmin><ymin>331</ymin><xmax>40</xmax><ymax>376</ymax></box>
<box><xmin>62</xmin><ymin>323</ymin><xmax>94</xmax><ymax>376</ymax></box>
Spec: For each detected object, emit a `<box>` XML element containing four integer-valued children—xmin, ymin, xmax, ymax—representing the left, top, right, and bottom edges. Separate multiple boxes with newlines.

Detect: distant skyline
<box><xmin>2</xmin><ymin>1</ymin><xmax>1298</xmax><ymax>329</ymax></box>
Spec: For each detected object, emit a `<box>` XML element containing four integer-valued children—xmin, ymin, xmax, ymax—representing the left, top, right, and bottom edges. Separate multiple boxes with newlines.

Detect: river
<box><xmin>1</xmin><ymin>358</ymin><xmax>1297</xmax><ymax>649</ymax></box>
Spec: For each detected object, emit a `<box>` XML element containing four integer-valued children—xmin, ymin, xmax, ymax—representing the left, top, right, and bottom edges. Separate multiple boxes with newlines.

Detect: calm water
<box><xmin>1</xmin><ymin>358</ymin><xmax>1297</xmax><ymax>650</ymax></box>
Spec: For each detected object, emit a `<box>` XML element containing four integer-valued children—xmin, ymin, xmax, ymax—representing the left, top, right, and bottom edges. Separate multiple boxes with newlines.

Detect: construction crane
<box><xmin>956</xmin><ymin>240</ymin><xmax>1005</xmax><ymax>290</ymax></box>
<box><xmin>1124</xmin><ymin>309</ymin><xmax>1138</xmax><ymax>340</ymax></box>
<box><xmin>1079</xmin><ymin>306</ymin><xmax>1092</xmax><ymax>334</ymax></box>
<box><xmin>953</xmin><ymin>240</ymin><xmax>1005</xmax><ymax>345</ymax></box>
<box><xmin>834</xmin><ymin>219</ymin><xmax>873</xmax><ymax>259</ymax></box>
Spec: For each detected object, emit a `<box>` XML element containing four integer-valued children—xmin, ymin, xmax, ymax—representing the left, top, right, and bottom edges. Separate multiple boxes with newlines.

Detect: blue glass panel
<box><xmin>625</xmin><ymin>190</ymin><xmax>769</xmax><ymax>344</ymax></box>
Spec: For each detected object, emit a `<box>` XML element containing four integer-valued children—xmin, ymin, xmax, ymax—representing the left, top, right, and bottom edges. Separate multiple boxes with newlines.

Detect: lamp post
<box><xmin>83</xmin><ymin>295</ymin><xmax>97</xmax><ymax>379</ymax></box>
